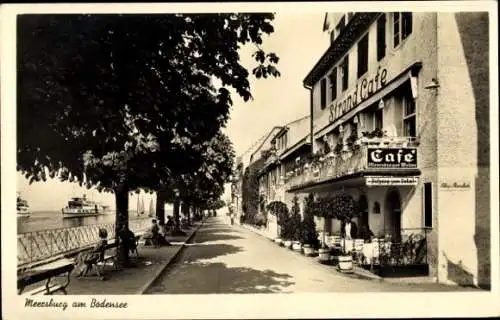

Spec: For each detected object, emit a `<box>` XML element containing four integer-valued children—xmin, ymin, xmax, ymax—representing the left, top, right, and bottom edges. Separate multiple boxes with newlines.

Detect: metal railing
<box><xmin>353</xmin><ymin>228</ymin><xmax>430</xmax><ymax>267</ymax></box>
<box><xmin>285</xmin><ymin>137</ymin><xmax>418</xmax><ymax>190</ymax></box>
<box><xmin>17</xmin><ymin>219</ymin><xmax>151</xmax><ymax>266</ymax></box>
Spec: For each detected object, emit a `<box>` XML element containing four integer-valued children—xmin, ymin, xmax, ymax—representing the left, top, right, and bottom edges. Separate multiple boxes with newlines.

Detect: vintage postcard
<box><xmin>1</xmin><ymin>1</ymin><xmax>499</xmax><ymax>319</ymax></box>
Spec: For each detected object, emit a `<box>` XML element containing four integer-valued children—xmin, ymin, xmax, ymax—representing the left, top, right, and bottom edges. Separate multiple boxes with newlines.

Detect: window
<box><xmin>357</xmin><ymin>33</ymin><xmax>369</xmax><ymax>78</ymax></box>
<box><xmin>341</xmin><ymin>55</ymin><xmax>349</xmax><ymax>91</ymax></box>
<box><xmin>402</xmin><ymin>12</ymin><xmax>413</xmax><ymax>39</ymax></box>
<box><xmin>377</xmin><ymin>14</ymin><xmax>386</xmax><ymax>61</ymax></box>
<box><xmin>393</xmin><ymin>12</ymin><xmax>412</xmax><ymax>48</ymax></box>
<box><xmin>424</xmin><ymin>182</ymin><xmax>432</xmax><ymax>228</ymax></box>
<box><xmin>393</xmin><ymin>12</ymin><xmax>400</xmax><ymax>47</ymax></box>
<box><xmin>403</xmin><ymin>95</ymin><xmax>416</xmax><ymax>137</ymax></box>
<box><xmin>336</xmin><ymin>15</ymin><xmax>346</xmax><ymax>36</ymax></box>
<box><xmin>330</xmin><ymin>29</ymin><xmax>335</xmax><ymax>44</ymax></box>
<box><xmin>320</xmin><ymin>78</ymin><xmax>327</xmax><ymax>109</ymax></box>
<box><xmin>375</xmin><ymin>108</ymin><xmax>383</xmax><ymax>130</ymax></box>
<box><xmin>329</xmin><ymin>68</ymin><xmax>337</xmax><ymax>101</ymax></box>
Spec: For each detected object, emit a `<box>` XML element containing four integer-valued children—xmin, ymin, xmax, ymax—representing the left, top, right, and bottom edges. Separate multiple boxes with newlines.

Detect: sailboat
<box><xmin>136</xmin><ymin>195</ymin><xmax>145</xmax><ymax>216</ymax></box>
<box><xmin>148</xmin><ymin>198</ymin><xmax>154</xmax><ymax>217</ymax></box>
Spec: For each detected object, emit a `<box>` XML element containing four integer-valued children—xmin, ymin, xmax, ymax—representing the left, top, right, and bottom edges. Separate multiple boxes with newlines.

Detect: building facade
<box><xmin>231</xmin><ymin>127</ymin><xmax>284</xmax><ymax>225</ymax></box>
<box><xmin>258</xmin><ymin>115</ymin><xmax>311</xmax><ymax>238</ymax></box>
<box><xmin>285</xmin><ymin>12</ymin><xmax>490</xmax><ymax>288</ymax></box>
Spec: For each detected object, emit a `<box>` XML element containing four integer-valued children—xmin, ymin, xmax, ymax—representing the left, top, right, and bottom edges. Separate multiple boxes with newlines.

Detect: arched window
<box><xmin>373</xmin><ymin>201</ymin><xmax>381</xmax><ymax>214</ymax></box>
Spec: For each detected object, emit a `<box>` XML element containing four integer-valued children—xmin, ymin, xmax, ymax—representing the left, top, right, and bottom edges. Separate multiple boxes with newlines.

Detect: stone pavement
<box><xmin>146</xmin><ymin>217</ymin><xmax>481</xmax><ymax>293</ymax></box>
<box><xmin>19</xmin><ymin>220</ymin><xmax>205</xmax><ymax>295</ymax></box>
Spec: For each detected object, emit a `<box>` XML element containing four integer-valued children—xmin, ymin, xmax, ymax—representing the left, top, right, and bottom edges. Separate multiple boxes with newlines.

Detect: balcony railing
<box><xmin>17</xmin><ymin>218</ymin><xmax>151</xmax><ymax>267</ymax></box>
<box><xmin>286</xmin><ymin>136</ymin><xmax>418</xmax><ymax>191</ymax></box>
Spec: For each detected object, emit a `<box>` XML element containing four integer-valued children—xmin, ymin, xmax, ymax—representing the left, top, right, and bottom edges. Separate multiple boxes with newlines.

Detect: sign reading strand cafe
<box><xmin>367</xmin><ymin>148</ymin><xmax>417</xmax><ymax>169</ymax></box>
<box><xmin>329</xmin><ymin>66</ymin><xmax>388</xmax><ymax>123</ymax></box>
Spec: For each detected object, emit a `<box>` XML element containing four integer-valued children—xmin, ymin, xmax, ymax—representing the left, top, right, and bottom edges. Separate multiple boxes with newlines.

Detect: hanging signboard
<box><xmin>366</xmin><ymin>176</ymin><xmax>419</xmax><ymax>186</ymax></box>
<box><xmin>367</xmin><ymin>148</ymin><xmax>417</xmax><ymax>169</ymax></box>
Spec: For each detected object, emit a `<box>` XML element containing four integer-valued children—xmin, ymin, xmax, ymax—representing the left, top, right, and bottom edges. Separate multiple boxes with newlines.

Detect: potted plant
<box><xmin>314</xmin><ymin>196</ymin><xmax>335</xmax><ymax>264</ymax></box>
<box><xmin>346</xmin><ymin>131</ymin><xmax>360</xmax><ymax>151</ymax></box>
<box><xmin>331</xmin><ymin>193</ymin><xmax>359</xmax><ymax>273</ymax></box>
<box><xmin>282</xmin><ymin>218</ymin><xmax>293</xmax><ymax>249</ymax></box>
<box><xmin>301</xmin><ymin>193</ymin><xmax>320</xmax><ymax>256</ymax></box>
<box><xmin>266</xmin><ymin>201</ymin><xmax>289</xmax><ymax>246</ymax></box>
<box><xmin>333</xmin><ymin>142</ymin><xmax>343</xmax><ymax>155</ymax></box>
<box><xmin>290</xmin><ymin>196</ymin><xmax>303</xmax><ymax>252</ymax></box>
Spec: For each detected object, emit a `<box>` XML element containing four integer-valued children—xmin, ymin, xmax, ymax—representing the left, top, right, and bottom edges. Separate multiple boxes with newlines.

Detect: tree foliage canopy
<box><xmin>314</xmin><ymin>193</ymin><xmax>359</xmax><ymax>221</ymax></box>
<box><xmin>17</xmin><ymin>13</ymin><xmax>280</xmax><ymax>193</ymax></box>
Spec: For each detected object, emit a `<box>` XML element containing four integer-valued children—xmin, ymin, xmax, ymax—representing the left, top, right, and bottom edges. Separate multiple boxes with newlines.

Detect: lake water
<box><xmin>17</xmin><ymin>209</ymin><xmax>173</xmax><ymax>233</ymax></box>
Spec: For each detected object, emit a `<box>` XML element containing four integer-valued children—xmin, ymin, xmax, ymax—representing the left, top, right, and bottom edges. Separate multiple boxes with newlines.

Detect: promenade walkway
<box><xmin>18</xmin><ymin>220</ymin><xmax>205</xmax><ymax>295</ymax></box>
<box><xmin>147</xmin><ymin>217</ymin><xmax>480</xmax><ymax>293</ymax></box>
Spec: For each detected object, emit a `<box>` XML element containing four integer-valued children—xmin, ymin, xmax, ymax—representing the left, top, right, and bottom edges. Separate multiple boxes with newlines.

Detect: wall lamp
<box><xmin>424</xmin><ymin>78</ymin><xmax>440</xmax><ymax>89</ymax></box>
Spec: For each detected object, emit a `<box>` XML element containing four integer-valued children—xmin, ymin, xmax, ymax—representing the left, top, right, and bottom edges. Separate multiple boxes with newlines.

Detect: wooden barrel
<box><xmin>338</xmin><ymin>255</ymin><xmax>353</xmax><ymax>273</ymax></box>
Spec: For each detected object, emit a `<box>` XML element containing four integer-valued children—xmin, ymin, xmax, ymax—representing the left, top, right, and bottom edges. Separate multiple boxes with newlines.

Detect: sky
<box><xmin>16</xmin><ymin>12</ymin><xmax>329</xmax><ymax>211</ymax></box>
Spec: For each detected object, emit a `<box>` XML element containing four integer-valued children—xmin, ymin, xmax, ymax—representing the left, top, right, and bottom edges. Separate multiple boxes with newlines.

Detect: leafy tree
<box><xmin>301</xmin><ymin>193</ymin><xmax>320</xmax><ymax>249</ymax></box>
<box><xmin>315</xmin><ymin>193</ymin><xmax>358</xmax><ymax>252</ymax></box>
<box><xmin>186</xmin><ymin>132</ymin><xmax>234</xmax><ymax>210</ymax></box>
<box><xmin>266</xmin><ymin>200</ymin><xmax>289</xmax><ymax>238</ymax></box>
<box><xmin>314</xmin><ymin>195</ymin><xmax>336</xmax><ymax>248</ymax></box>
<box><xmin>241</xmin><ymin>158</ymin><xmax>265</xmax><ymax>224</ymax></box>
<box><xmin>331</xmin><ymin>193</ymin><xmax>359</xmax><ymax>223</ymax></box>
<box><xmin>17</xmin><ymin>13</ymin><xmax>280</xmax><ymax>265</ymax></box>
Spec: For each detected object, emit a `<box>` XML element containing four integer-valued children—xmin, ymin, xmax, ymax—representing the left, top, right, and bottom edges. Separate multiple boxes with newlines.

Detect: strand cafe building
<box><xmin>285</xmin><ymin>12</ymin><xmax>490</xmax><ymax>287</ymax></box>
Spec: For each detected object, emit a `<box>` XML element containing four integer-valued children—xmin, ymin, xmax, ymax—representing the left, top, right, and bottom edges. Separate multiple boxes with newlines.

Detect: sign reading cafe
<box><xmin>367</xmin><ymin>148</ymin><xmax>417</xmax><ymax>169</ymax></box>
<box><xmin>329</xmin><ymin>66</ymin><xmax>388</xmax><ymax>123</ymax></box>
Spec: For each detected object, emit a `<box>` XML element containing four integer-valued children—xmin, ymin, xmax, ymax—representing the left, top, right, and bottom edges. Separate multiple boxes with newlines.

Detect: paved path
<box><xmin>18</xmin><ymin>221</ymin><xmax>203</xmax><ymax>295</ymax></box>
<box><xmin>146</xmin><ymin>217</ymin><xmax>478</xmax><ymax>293</ymax></box>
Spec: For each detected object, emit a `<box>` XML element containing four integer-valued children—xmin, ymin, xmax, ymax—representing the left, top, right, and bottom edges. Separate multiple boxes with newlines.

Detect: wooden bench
<box><xmin>78</xmin><ymin>235</ymin><xmax>142</xmax><ymax>280</ymax></box>
<box><xmin>18</xmin><ymin>258</ymin><xmax>74</xmax><ymax>295</ymax></box>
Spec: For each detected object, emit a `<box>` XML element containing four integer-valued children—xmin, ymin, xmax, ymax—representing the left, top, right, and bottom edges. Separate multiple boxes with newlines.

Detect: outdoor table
<box><xmin>18</xmin><ymin>258</ymin><xmax>75</xmax><ymax>295</ymax></box>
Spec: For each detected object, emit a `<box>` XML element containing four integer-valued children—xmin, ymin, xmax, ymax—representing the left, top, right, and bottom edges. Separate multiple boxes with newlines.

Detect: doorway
<box><xmin>385</xmin><ymin>190</ymin><xmax>402</xmax><ymax>241</ymax></box>
<box><xmin>359</xmin><ymin>195</ymin><xmax>369</xmax><ymax>231</ymax></box>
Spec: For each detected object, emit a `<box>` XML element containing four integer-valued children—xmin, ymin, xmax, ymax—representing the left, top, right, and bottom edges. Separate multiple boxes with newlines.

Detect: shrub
<box><xmin>290</xmin><ymin>195</ymin><xmax>302</xmax><ymax>242</ymax></box>
<box><xmin>254</xmin><ymin>213</ymin><xmax>267</xmax><ymax>227</ymax></box>
<box><xmin>301</xmin><ymin>193</ymin><xmax>320</xmax><ymax>249</ymax></box>
<box><xmin>266</xmin><ymin>201</ymin><xmax>289</xmax><ymax>237</ymax></box>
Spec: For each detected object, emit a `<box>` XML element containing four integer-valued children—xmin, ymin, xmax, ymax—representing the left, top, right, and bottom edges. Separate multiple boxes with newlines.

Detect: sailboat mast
<box><xmin>136</xmin><ymin>193</ymin><xmax>140</xmax><ymax>216</ymax></box>
<box><xmin>149</xmin><ymin>197</ymin><xmax>154</xmax><ymax>217</ymax></box>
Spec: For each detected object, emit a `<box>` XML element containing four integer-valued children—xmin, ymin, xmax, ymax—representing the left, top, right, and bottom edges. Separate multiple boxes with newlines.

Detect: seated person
<box><xmin>119</xmin><ymin>225</ymin><xmax>137</xmax><ymax>255</ymax></box>
<box><xmin>75</xmin><ymin>228</ymin><xmax>108</xmax><ymax>277</ymax></box>
<box><xmin>165</xmin><ymin>216</ymin><xmax>174</xmax><ymax>234</ymax></box>
<box><xmin>143</xmin><ymin>219</ymin><xmax>162</xmax><ymax>247</ymax></box>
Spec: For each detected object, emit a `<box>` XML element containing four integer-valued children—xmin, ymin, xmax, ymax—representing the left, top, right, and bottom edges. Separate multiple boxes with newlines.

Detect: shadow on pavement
<box><xmin>181</xmin><ymin>243</ymin><xmax>243</xmax><ymax>262</ymax></box>
<box><xmin>148</xmin><ymin>262</ymin><xmax>295</xmax><ymax>294</ymax></box>
<box><xmin>199</xmin><ymin>225</ymin><xmax>238</xmax><ymax>234</ymax></box>
<box><xmin>191</xmin><ymin>232</ymin><xmax>244</xmax><ymax>244</ymax></box>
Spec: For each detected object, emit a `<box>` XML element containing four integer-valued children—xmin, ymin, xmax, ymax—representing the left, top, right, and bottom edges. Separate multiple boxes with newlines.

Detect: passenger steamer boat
<box><xmin>17</xmin><ymin>193</ymin><xmax>31</xmax><ymax>219</ymax></box>
<box><xmin>61</xmin><ymin>194</ymin><xmax>105</xmax><ymax>218</ymax></box>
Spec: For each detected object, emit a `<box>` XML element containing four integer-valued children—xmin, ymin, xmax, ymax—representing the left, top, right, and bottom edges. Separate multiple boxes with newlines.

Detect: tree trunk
<box><xmin>186</xmin><ymin>204</ymin><xmax>192</xmax><ymax>225</ymax></box>
<box><xmin>171</xmin><ymin>197</ymin><xmax>186</xmax><ymax>236</ymax></box>
<box><xmin>114</xmin><ymin>186</ymin><xmax>130</xmax><ymax>267</ymax></box>
<box><xmin>156</xmin><ymin>188</ymin><xmax>167</xmax><ymax>225</ymax></box>
<box><xmin>322</xmin><ymin>217</ymin><xmax>327</xmax><ymax>248</ymax></box>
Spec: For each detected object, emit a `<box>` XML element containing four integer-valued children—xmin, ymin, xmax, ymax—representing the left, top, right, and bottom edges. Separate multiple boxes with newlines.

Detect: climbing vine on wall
<box><xmin>241</xmin><ymin>156</ymin><xmax>266</xmax><ymax>224</ymax></box>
